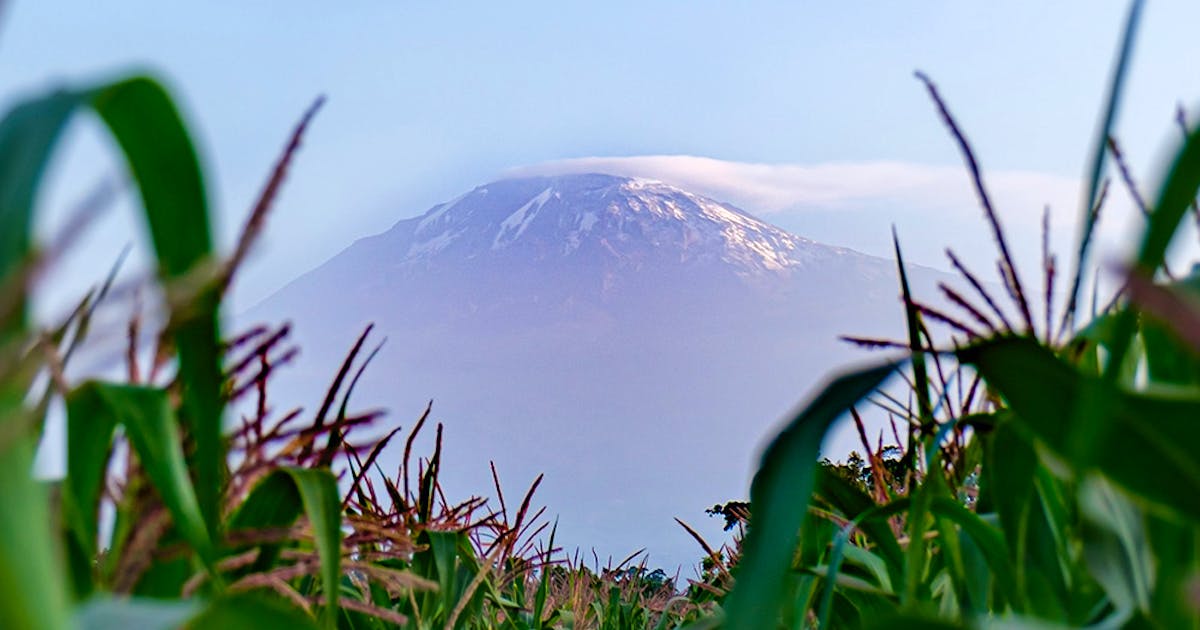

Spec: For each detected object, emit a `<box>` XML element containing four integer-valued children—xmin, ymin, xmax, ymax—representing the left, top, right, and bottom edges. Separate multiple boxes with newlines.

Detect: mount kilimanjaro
<box><xmin>247</xmin><ymin>173</ymin><xmax>946</xmax><ymax>566</ymax></box>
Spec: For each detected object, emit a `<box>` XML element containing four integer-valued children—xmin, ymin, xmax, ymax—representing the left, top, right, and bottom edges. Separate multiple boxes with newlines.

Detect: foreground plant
<box><xmin>0</xmin><ymin>74</ymin><xmax>240</xmax><ymax>629</ymax></box>
<box><xmin>719</xmin><ymin>1</ymin><xmax>1200</xmax><ymax>628</ymax></box>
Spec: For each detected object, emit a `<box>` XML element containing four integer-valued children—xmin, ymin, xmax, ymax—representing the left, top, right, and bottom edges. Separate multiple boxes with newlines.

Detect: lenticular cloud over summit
<box><xmin>505</xmin><ymin>156</ymin><xmax>1161</xmax><ymax>286</ymax></box>
<box><xmin>506</xmin><ymin>155</ymin><xmax>1080</xmax><ymax>225</ymax></box>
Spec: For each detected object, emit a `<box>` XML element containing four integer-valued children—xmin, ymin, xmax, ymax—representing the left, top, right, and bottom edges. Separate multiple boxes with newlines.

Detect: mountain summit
<box><xmin>281</xmin><ymin>173</ymin><xmax>897</xmax><ymax>329</ymax></box>
<box><xmin>249</xmin><ymin>172</ymin><xmax>945</xmax><ymax>567</ymax></box>
<box><xmin>392</xmin><ymin>173</ymin><xmax>845</xmax><ymax>277</ymax></box>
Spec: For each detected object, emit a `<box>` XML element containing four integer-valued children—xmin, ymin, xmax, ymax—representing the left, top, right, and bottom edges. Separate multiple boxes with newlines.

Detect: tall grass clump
<box><xmin>719</xmin><ymin>1</ymin><xmax>1200</xmax><ymax>627</ymax></box>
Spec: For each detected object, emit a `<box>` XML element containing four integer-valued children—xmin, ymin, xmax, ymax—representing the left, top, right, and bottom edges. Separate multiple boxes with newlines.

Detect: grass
<box><xmin>6</xmin><ymin>0</ymin><xmax>1200</xmax><ymax>627</ymax></box>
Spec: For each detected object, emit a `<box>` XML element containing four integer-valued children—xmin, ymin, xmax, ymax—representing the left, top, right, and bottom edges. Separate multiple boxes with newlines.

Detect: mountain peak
<box><xmin>388</xmin><ymin>172</ymin><xmax>848</xmax><ymax>278</ymax></box>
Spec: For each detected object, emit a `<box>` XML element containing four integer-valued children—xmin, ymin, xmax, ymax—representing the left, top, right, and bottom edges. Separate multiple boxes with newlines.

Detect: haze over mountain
<box><xmin>246</xmin><ymin>172</ymin><xmax>949</xmax><ymax>567</ymax></box>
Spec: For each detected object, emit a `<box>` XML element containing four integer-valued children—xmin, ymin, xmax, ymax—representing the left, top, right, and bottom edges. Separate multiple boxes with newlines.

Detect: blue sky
<box><xmin>5</xmin><ymin>2</ymin><xmax>1200</xmax><ymax>310</ymax></box>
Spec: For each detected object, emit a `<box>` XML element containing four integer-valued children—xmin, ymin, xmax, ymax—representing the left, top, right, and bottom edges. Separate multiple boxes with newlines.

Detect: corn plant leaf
<box><xmin>1142</xmin><ymin>320</ymin><xmax>1200</xmax><ymax>385</ymax></box>
<box><xmin>532</xmin><ymin>522</ymin><xmax>556</xmax><ymax>627</ymax></box>
<box><xmin>1064</xmin><ymin>0</ymin><xmax>1143</xmax><ymax>327</ymax></box>
<box><xmin>958</xmin><ymin>336</ymin><xmax>1200</xmax><ymax>521</ymax></box>
<box><xmin>957</xmin><ymin>525</ymin><xmax>992</xmax><ymax>618</ymax></box>
<box><xmin>88</xmin><ymin>78</ymin><xmax>211</xmax><ymax>277</ymax></box>
<box><xmin>894</xmin><ymin>231</ymin><xmax>933</xmax><ymax>434</ymax></box>
<box><xmin>66</xmin><ymin>382</ymin><xmax>215</xmax><ymax>569</ymax></box>
<box><xmin>816</xmin><ymin>524</ymin><xmax>856</xmax><ymax>629</ymax></box>
<box><xmin>1138</xmin><ymin>110</ymin><xmax>1200</xmax><ymax>278</ymax></box>
<box><xmin>228</xmin><ymin>467</ymin><xmax>342</xmax><ymax>628</ymax></box>
<box><xmin>88</xmin><ymin>77</ymin><xmax>224</xmax><ymax>539</ymax></box>
<box><xmin>723</xmin><ymin>360</ymin><xmax>898</xmax><ymax>630</ymax></box>
<box><xmin>0</xmin><ymin>90</ymin><xmax>80</xmax><ymax>336</ymax></box>
<box><xmin>0</xmin><ymin>76</ymin><xmax>221</xmax><ymax>503</ymax></box>
<box><xmin>815</xmin><ymin>467</ymin><xmax>905</xmax><ymax>590</ymax></box>
<box><xmin>982</xmin><ymin>416</ymin><xmax>1034</xmax><ymax>558</ymax></box>
<box><xmin>929</xmin><ymin>497</ymin><xmax>1019</xmax><ymax>610</ymax></box>
<box><xmin>982</xmin><ymin>415</ymin><xmax>1065</xmax><ymax>616</ymax></box>
<box><xmin>1146</xmin><ymin>515</ymin><xmax>1200</xmax><ymax>628</ymax></box>
<box><xmin>1137</xmin><ymin>269</ymin><xmax>1200</xmax><ymax>386</ymax></box>
<box><xmin>842</xmin><ymin>545</ymin><xmax>894</xmax><ymax>594</ymax></box>
<box><xmin>227</xmin><ymin>468</ymin><xmax>303</xmax><ymax>574</ymax></box>
<box><xmin>0</xmin><ymin>440</ymin><xmax>71</xmax><ymax>630</ymax></box>
<box><xmin>903</xmin><ymin>456</ymin><xmax>938</xmax><ymax>607</ymax></box>
<box><xmin>61</xmin><ymin>388</ymin><xmax>119</xmax><ymax>564</ymax></box>
<box><xmin>187</xmin><ymin>593</ymin><xmax>322</xmax><ymax>630</ymax></box>
<box><xmin>862</xmin><ymin>612</ymin><xmax>966</xmax><ymax>629</ymax></box>
<box><xmin>59</xmin><ymin>380</ymin><xmax>121</xmax><ymax>598</ymax></box>
<box><xmin>1079</xmin><ymin>476</ymin><xmax>1155</xmax><ymax>617</ymax></box>
<box><xmin>0</xmin><ymin>86</ymin><xmax>89</xmax><ymax>630</ymax></box>
<box><xmin>1104</xmin><ymin>59</ymin><xmax>1200</xmax><ymax>389</ymax></box>
<box><xmin>76</xmin><ymin>597</ymin><xmax>199</xmax><ymax>630</ymax></box>
<box><xmin>0</xmin><ymin>74</ymin><xmax>221</xmax><ymax>630</ymax></box>
<box><xmin>928</xmin><ymin>467</ymin><xmax>972</xmax><ymax>613</ymax></box>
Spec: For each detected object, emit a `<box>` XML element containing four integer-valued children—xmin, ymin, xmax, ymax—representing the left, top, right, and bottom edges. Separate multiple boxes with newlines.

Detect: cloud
<box><xmin>504</xmin><ymin>155</ymin><xmax>1088</xmax><ymax>228</ymax></box>
<box><xmin>504</xmin><ymin>154</ymin><xmax>1193</xmax><ymax>287</ymax></box>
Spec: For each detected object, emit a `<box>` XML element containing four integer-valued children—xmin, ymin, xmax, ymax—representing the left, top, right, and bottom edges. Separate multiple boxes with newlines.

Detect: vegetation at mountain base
<box><xmin>5</xmin><ymin>0</ymin><xmax>1200</xmax><ymax>627</ymax></box>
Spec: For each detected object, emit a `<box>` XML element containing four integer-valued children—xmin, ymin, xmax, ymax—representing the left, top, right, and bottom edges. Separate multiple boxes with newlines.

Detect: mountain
<box><xmin>246</xmin><ymin>173</ymin><xmax>948</xmax><ymax>567</ymax></box>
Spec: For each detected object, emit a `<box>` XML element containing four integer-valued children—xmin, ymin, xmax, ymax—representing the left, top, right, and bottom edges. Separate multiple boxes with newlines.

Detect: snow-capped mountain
<box><xmin>270</xmin><ymin>174</ymin><xmax>901</xmax><ymax>330</ymax></box>
<box><xmin>398</xmin><ymin>173</ymin><xmax>842</xmax><ymax>274</ymax></box>
<box><xmin>247</xmin><ymin>173</ymin><xmax>947</xmax><ymax>568</ymax></box>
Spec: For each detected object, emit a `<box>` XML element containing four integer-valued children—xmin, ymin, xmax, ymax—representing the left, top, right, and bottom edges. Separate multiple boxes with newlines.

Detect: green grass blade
<box><xmin>928</xmin><ymin>470</ymin><xmax>971</xmax><ymax>613</ymax></box>
<box><xmin>981</xmin><ymin>417</ymin><xmax>1039</xmax><ymax>612</ymax></box>
<box><xmin>862</xmin><ymin>612</ymin><xmax>965</xmax><ymax>629</ymax></box>
<box><xmin>0</xmin><ymin>74</ymin><xmax>220</xmax><ymax>626</ymax></box>
<box><xmin>1063</xmin><ymin>0</ymin><xmax>1145</xmax><ymax>332</ymax></box>
<box><xmin>280</xmin><ymin>467</ymin><xmax>343</xmax><ymax>628</ymax></box>
<box><xmin>816</xmin><ymin>467</ymin><xmax>906</xmax><ymax>590</ymax></box>
<box><xmin>226</xmin><ymin>469</ymin><xmax>304</xmax><ymax>573</ymax></box>
<box><xmin>0</xmin><ymin>440</ymin><xmax>71</xmax><ymax>630</ymax></box>
<box><xmin>1146</xmin><ymin>515</ymin><xmax>1200</xmax><ymax>628</ymax></box>
<box><xmin>88</xmin><ymin>77</ymin><xmax>224</xmax><ymax>539</ymax></box>
<box><xmin>187</xmin><ymin>593</ymin><xmax>322</xmax><ymax>630</ymax></box>
<box><xmin>533</xmin><ymin>520</ymin><xmax>556</xmax><ymax>628</ymax></box>
<box><xmin>1078</xmin><ymin>477</ymin><xmax>1152</xmax><ymax>615</ymax></box>
<box><xmin>842</xmin><ymin>545</ymin><xmax>895</xmax><ymax>595</ymax></box>
<box><xmin>60</xmin><ymin>384</ymin><xmax>120</xmax><ymax>595</ymax></box>
<box><xmin>959</xmin><ymin>336</ymin><xmax>1200</xmax><ymax>521</ymax></box>
<box><xmin>1102</xmin><ymin>56</ymin><xmax>1200</xmax><ymax>398</ymax></box>
<box><xmin>893</xmin><ymin>230</ymin><xmax>933</xmax><ymax>439</ymax></box>
<box><xmin>816</xmin><ymin>523</ymin><xmax>856</xmax><ymax>629</ymax></box>
<box><xmin>903</xmin><ymin>459</ymin><xmax>934</xmax><ymax>608</ymax></box>
<box><xmin>0</xmin><ymin>88</ymin><xmax>91</xmax><ymax>630</ymax></box>
<box><xmin>76</xmin><ymin>597</ymin><xmax>199</xmax><ymax>630</ymax></box>
<box><xmin>1097</xmin><ymin>109</ymin><xmax>1200</xmax><ymax>412</ymax></box>
<box><xmin>929</xmin><ymin>497</ymin><xmax>1019</xmax><ymax>610</ymax></box>
<box><xmin>1135</xmin><ymin>113</ymin><xmax>1200</xmax><ymax>278</ymax></box>
<box><xmin>230</xmin><ymin>467</ymin><xmax>342</xmax><ymax>627</ymax></box>
<box><xmin>68</xmin><ymin>382</ymin><xmax>215</xmax><ymax>571</ymax></box>
<box><xmin>87</xmin><ymin>78</ymin><xmax>211</xmax><ymax>277</ymax></box>
<box><xmin>0</xmin><ymin>90</ymin><xmax>79</xmax><ymax>336</ymax></box>
<box><xmin>723</xmin><ymin>360</ymin><xmax>898</xmax><ymax>630</ymax></box>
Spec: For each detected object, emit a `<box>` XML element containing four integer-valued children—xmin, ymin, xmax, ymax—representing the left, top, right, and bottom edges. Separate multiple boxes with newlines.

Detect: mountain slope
<box><xmin>247</xmin><ymin>173</ymin><xmax>947</xmax><ymax>567</ymax></box>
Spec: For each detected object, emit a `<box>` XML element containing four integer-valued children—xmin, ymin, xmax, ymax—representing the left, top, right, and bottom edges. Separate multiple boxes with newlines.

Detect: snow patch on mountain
<box><xmin>494</xmin><ymin>186</ymin><xmax>553</xmax><ymax>249</ymax></box>
<box><xmin>407</xmin><ymin>227</ymin><xmax>462</xmax><ymax>257</ymax></box>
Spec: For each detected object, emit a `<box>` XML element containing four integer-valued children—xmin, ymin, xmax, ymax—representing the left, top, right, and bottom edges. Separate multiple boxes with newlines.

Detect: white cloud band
<box><xmin>504</xmin><ymin>155</ymin><xmax>1086</xmax><ymax>228</ymax></box>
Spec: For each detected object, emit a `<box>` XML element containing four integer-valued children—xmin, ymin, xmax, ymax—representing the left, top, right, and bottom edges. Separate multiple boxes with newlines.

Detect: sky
<box><xmin>7</xmin><ymin>1</ymin><xmax>1200</xmax><ymax>318</ymax></box>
